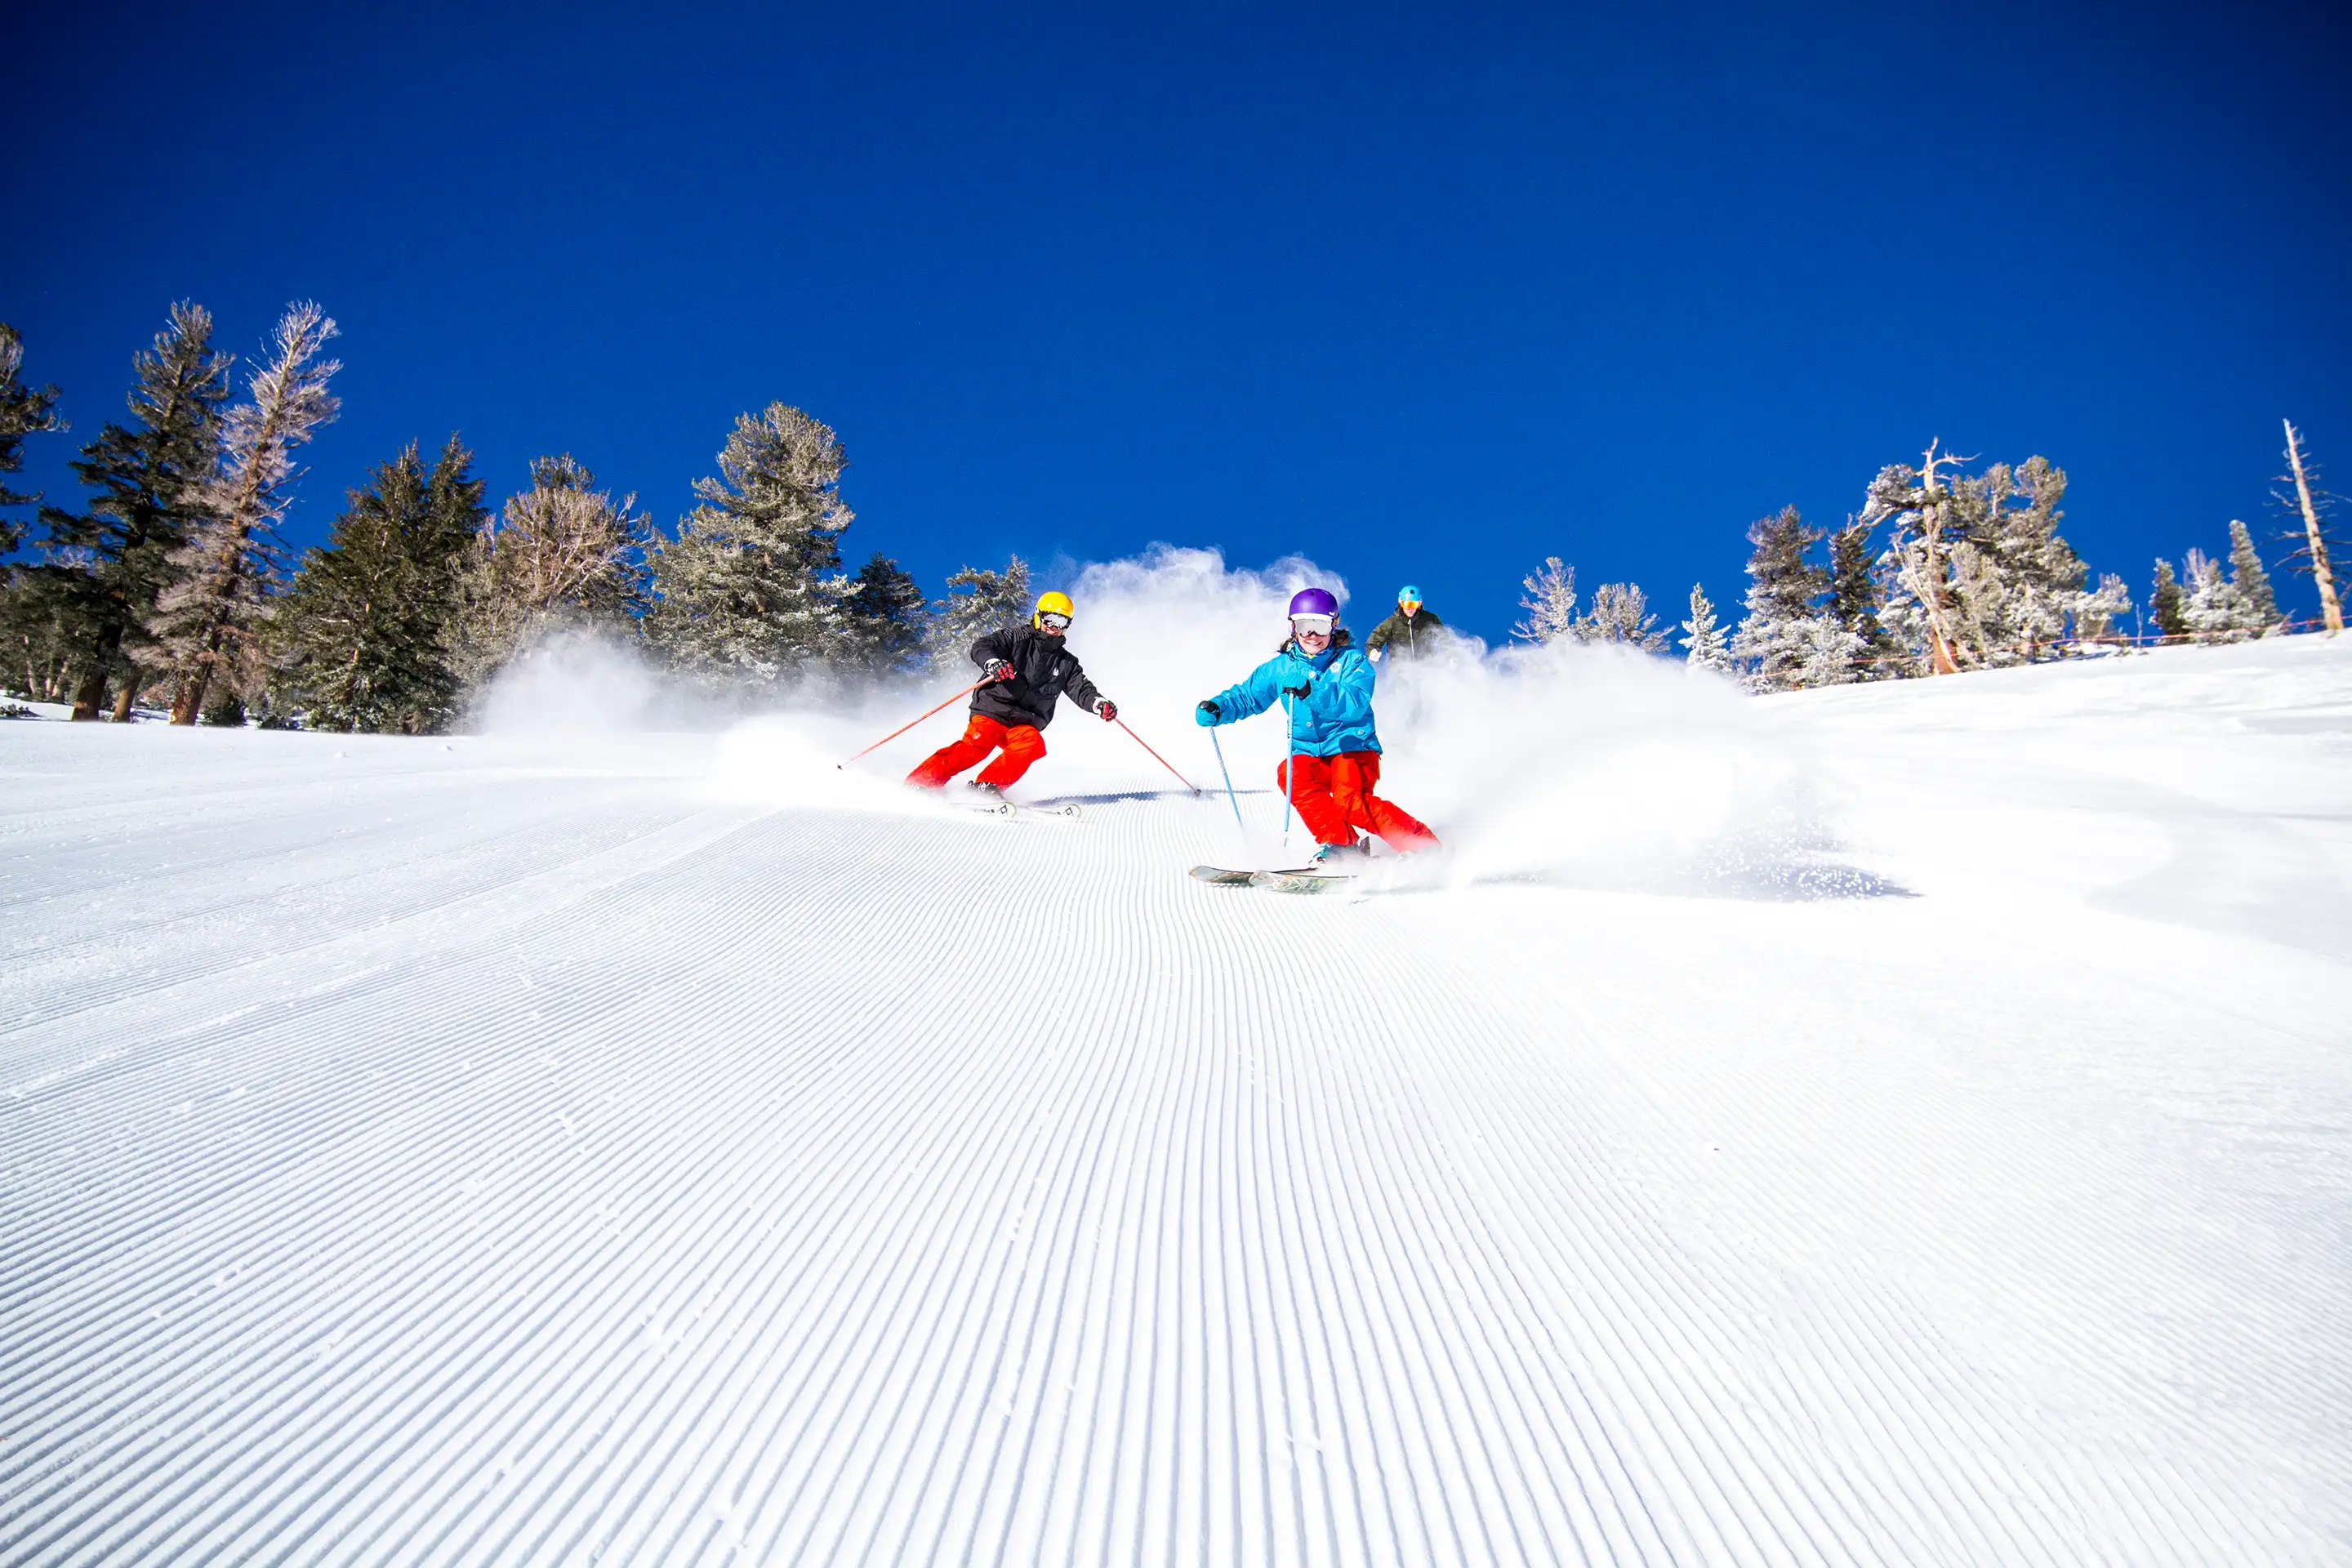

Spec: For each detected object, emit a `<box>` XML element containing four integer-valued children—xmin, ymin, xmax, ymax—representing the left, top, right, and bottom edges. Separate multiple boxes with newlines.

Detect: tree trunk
<box><xmin>70</xmin><ymin>619</ymin><xmax>126</xmax><ymax>722</ymax></box>
<box><xmin>2285</xmin><ymin>419</ymin><xmax>2342</xmax><ymax>635</ymax></box>
<box><xmin>1917</xmin><ymin>442</ymin><xmax>1963</xmax><ymax>675</ymax></box>
<box><xmin>112</xmin><ymin>672</ymin><xmax>142</xmax><ymax>723</ymax></box>
<box><xmin>69</xmin><ymin>664</ymin><xmax>109</xmax><ymax>721</ymax></box>
<box><xmin>172</xmin><ymin>624</ymin><xmax>223</xmax><ymax>725</ymax></box>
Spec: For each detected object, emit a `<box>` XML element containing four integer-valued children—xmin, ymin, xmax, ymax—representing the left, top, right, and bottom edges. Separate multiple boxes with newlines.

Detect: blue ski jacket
<box><xmin>1197</xmin><ymin>636</ymin><xmax>1382</xmax><ymax>757</ymax></box>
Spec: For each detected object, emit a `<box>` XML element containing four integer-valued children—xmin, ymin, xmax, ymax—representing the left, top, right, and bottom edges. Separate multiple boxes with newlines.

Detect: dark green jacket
<box><xmin>1364</xmin><ymin>606</ymin><xmax>1446</xmax><ymax>661</ymax></box>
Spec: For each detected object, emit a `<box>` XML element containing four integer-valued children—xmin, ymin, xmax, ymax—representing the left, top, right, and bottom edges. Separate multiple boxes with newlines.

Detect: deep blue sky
<box><xmin>7</xmin><ymin>0</ymin><xmax>2348</xmax><ymax>641</ymax></box>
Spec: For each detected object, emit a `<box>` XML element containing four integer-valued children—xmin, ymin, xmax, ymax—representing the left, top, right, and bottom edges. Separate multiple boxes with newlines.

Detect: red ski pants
<box><xmin>1275</xmin><ymin>751</ymin><xmax>1439</xmax><ymax>851</ymax></box>
<box><xmin>906</xmin><ymin>714</ymin><xmax>1046</xmax><ymax>790</ymax></box>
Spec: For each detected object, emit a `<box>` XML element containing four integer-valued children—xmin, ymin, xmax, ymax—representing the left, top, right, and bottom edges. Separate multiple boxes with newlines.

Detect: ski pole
<box><xmin>1279</xmin><ymin>692</ymin><xmax>1296</xmax><ymax>846</ymax></box>
<box><xmin>837</xmin><ymin>677</ymin><xmax>987</xmax><ymax>768</ymax></box>
<box><xmin>1114</xmin><ymin>717</ymin><xmax>1200</xmax><ymax>795</ymax></box>
<box><xmin>1206</xmin><ymin>724</ymin><xmax>1246</xmax><ymax>838</ymax></box>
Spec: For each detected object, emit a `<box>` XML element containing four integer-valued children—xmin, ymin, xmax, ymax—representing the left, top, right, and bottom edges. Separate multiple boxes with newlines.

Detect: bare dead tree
<box><xmin>151</xmin><ymin>303</ymin><xmax>341</xmax><ymax>723</ymax></box>
<box><xmin>2278</xmin><ymin>420</ymin><xmax>2341</xmax><ymax>636</ymax></box>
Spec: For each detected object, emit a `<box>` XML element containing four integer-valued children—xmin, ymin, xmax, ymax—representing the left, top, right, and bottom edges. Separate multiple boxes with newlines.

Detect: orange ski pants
<box><xmin>1275</xmin><ymin>751</ymin><xmax>1440</xmax><ymax>851</ymax></box>
<box><xmin>907</xmin><ymin>714</ymin><xmax>1046</xmax><ymax>790</ymax></box>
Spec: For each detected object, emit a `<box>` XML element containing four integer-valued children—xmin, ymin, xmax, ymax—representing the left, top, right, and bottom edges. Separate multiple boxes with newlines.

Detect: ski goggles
<box><xmin>1037</xmin><ymin>612</ymin><xmax>1071</xmax><ymax>630</ymax></box>
<box><xmin>1290</xmin><ymin>613</ymin><xmax>1335</xmax><ymax>636</ymax></box>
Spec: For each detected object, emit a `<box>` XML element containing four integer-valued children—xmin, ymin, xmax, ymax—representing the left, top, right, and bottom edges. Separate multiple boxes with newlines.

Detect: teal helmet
<box><xmin>1398</xmin><ymin>585</ymin><xmax>1422</xmax><ymax>604</ymax></box>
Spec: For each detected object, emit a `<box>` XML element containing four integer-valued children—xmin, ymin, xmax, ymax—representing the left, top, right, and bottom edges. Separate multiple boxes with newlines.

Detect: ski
<box><xmin>1249</xmin><ymin>868</ymin><xmax>1358</xmax><ymax>894</ymax></box>
<box><xmin>1188</xmin><ymin>863</ymin><xmax>1357</xmax><ymax>893</ymax></box>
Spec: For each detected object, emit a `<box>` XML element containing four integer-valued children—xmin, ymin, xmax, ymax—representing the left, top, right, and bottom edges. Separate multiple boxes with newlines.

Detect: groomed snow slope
<box><xmin>2</xmin><ymin>637</ymin><xmax>2348</xmax><ymax>1566</ymax></box>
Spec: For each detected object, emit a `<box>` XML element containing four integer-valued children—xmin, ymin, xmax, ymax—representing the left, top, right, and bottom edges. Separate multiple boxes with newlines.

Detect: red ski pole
<box><xmin>1115</xmin><ymin>716</ymin><xmax>1201</xmax><ymax>795</ymax></box>
<box><xmin>837</xmin><ymin>678</ymin><xmax>987</xmax><ymax>768</ymax></box>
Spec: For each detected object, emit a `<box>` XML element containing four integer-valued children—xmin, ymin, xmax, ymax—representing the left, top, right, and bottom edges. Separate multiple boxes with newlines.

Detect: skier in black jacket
<box><xmin>1364</xmin><ymin>585</ymin><xmax>1446</xmax><ymax>662</ymax></box>
<box><xmin>906</xmin><ymin>591</ymin><xmax>1117</xmax><ymax>796</ymax></box>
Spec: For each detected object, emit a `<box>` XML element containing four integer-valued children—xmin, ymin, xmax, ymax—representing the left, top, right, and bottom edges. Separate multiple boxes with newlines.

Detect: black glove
<box><xmin>981</xmin><ymin>659</ymin><xmax>1014</xmax><ymax>683</ymax></box>
<box><xmin>1095</xmin><ymin>697</ymin><xmax>1118</xmax><ymax>722</ymax></box>
<box><xmin>1282</xmin><ymin>683</ymin><xmax>1312</xmax><ymax>702</ymax></box>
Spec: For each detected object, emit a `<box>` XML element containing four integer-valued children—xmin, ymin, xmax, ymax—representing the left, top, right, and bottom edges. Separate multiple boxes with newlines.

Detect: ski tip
<box><xmin>1188</xmin><ymin>866</ymin><xmax>1256</xmax><ymax>885</ymax></box>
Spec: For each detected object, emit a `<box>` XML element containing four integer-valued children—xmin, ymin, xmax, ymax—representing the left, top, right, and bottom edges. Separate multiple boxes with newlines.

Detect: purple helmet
<box><xmin>1287</xmin><ymin>587</ymin><xmax>1339</xmax><ymax>619</ymax></box>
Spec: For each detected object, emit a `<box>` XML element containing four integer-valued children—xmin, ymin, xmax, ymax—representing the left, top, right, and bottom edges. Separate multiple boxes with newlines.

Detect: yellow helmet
<box><xmin>1032</xmin><ymin>590</ymin><xmax>1074</xmax><ymax>628</ymax></box>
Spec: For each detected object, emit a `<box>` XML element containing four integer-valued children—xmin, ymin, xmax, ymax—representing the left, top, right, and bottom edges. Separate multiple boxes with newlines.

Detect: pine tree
<box><xmin>0</xmin><ymin>566</ymin><xmax>85</xmax><ymax>701</ymax></box>
<box><xmin>928</xmin><ymin>555</ymin><xmax>1031</xmax><ymax>673</ymax></box>
<box><xmin>2181</xmin><ymin>547</ymin><xmax>2236</xmax><ymax>641</ymax></box>
<box><xmin>1959</xmin><ymin>456</ymin><xmax>2082</xmax><ymax>662</ymax></box>
<box><xmin>1570</xmin><ymin>581</ymin><xmax>1669</xmax><ymax>652</ymax></box>
<box><xmin>2149</xmin><ymin>558</ymin><xmax>2188</xmax><ymax>643</ymax></box>
<box><xmin>151</xmin><ymin>303</ymin><xmax>341</xmax><ymax>724</ymax></box>
<box><xmin>1512</xmin><ymin>557</ymin><xmax>1577</xmax><ymax>644</ymax></box>
<box><xmin>645</xmin><ymin>403</ymin><xmax>854</xmax><ymax>688</ymax></box>
<box><xmin>1679</xmin><ymin>583</ymin><xmax>1731</xmax><ymax>670</ymax></box>
<box><xmin>840</xmin><ymin>553</ymin><xmax>927</xmax><ymax>675</ymax></box>
<box><xmin>274</xmin><ymin>437</ymin><xmax>486</xmax><ymax>733</ymax></box>
<box><xmin>1863</xmin><ymin>443</ymin><xmax>2090</xmax><ymax>670</ymax></box>
<box><xmin>1825</xmin><ymin>519</ymin><xmax>1892</xmax><ymax>677</ymax></box>
<box><xmin>1730</xmin><ymin>505</ymin><xmax>1835</xmax><ymax>689</ymax></box>
<box><xmin>0</xmin><ymin>323</ymin><xmax>68</xmax><ymax>555</ymax></box>
<box><xmin>33</xmin><ymin>304</ymin><xmax>232</xmax><ymax>719</ymax></box>
<box><xmin>2225</xmin><ymin>518</ymin><xmax>2278</xmax><ymax>631</ymax></box>
<box><xmin>448</xmin><ymin>454</ymin><xmax>650</xmax><ymax>692</ymax></box>
<box><xmin>2074</xmin><ymin>572</ymin><xmax>2132</xmax><ymax>644</ymax></box>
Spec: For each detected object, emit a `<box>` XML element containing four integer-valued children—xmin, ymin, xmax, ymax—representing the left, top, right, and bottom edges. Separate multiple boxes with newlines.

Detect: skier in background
<box><xmin>906</xmin><ymin>591</ymin><xmax>1116</xmax><ymax>798</ymax></box>
<box><xmin>1194</xmin><ymin>587</ymin><xmax>1439</xmax><ymax>862</ymax></box>
<box><xmin>1363</xmin><ymin>585</ymin><xmax>1446</xmax><ymax>663</ymax></box>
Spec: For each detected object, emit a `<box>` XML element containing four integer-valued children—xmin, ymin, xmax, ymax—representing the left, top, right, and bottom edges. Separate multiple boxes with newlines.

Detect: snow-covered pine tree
<box><xmin>1570</xmin><ymin>581</ymin><xmax>1669</xmax><ymax>652</ymax></box>
<box><xmin>1825</xmin><ymin>519</ymin><xmax>1891</xmax><ymax>677</ymax></box>
<box><xmin>274</xmin><ymin>437</ymin><xmax>486</xmax><ymax>733</ymax></box>
<box><xmin>2276</xmin><ymin>421</ymin><xmax>2341</xmax><ymax>635</ymax></box>
<box><xmin>33</xmin><ymin>304</ymin><xmax>232</xmax><ymax>719</ymax></box>
<box><xmin>0</xmin><ymin>323</ymin><xmax>68</xmax><ymax>555</ymax></box>
<box><xmin>927</xmin><ymin>556</ymin><xmax>1031</xmax><ymax>674</ymax></box>
<box><xmin>1967</xmin><ymin>456</ymin><xmax>2082</xmax><ymax>661</ymax></box>
<box><xmin>1793</xmin><ymin>617</ymin><xmax>1866</xmax><ymax>688</ymax></box>
<box><xmin>2073</xmin><ymin>572</ymin><xmax>2132</xmax><ymax>645</ymax></box>
<box><xmin>840</xmin><ymin>554</ymin><xmax>927</xmax><ymax>676</ymax></box>
<box><xmin>644</xmin><ymin>403</ymin><xmax>854</xmax><ymax>690</ymax></box>
<box><xmin>150</xmin><ymin>303</ymin><xmax>341</xmax><ymax>725</ymax></box>
<box><xmin>2149</xmin><ymin>558</ymin><xmax>2188</xmax><ymax>643</ymax></box>
<box><xmin>1730</xmin><ymin>505</ymin><xmax>1836</xmax><ymax>689</ymax></box>
<box><xmin>2180</xmin><ymin>547</ymin><xmax>2237</xmax><ymax>642</ymax></box>
<box><xmin>448</xmin><ymin>455</ymin><xmax>650</xmax><ymax>692</ymax></box>
<box><xmin>2225</xmin><ymin>518</ymin><xmax>2279</xmax><ymax>633</ymax></box>
<box><xmin>1679</xmin><ymin>583</ymin><xmax>1731</xmax><ymax>670</ymax></box>
<box><xmin>1512</xmin><ymin>557</ymin><xmax>1576</xmax><ymax>644</ymax></box>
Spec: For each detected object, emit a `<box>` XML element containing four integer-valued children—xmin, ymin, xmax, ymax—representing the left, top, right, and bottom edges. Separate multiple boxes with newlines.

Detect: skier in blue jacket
<box><xmin>1195</xmin><ymin>587</ymin><xmax>1440</xmax><ymax>860</ymax></box>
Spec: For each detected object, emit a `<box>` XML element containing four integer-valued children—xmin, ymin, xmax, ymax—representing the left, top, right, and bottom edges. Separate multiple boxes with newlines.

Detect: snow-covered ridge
<box><xmin>2</xmin><ymin>635</ymin><xmax>2347</xmax><ymax>1564</ymax></box>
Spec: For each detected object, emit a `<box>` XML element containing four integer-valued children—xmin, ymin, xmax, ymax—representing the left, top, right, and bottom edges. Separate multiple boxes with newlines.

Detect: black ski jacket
<box><xmin>969</xmin><ymin>625</ymin><xmax>1102</xmax><ymax>731</ymax></box>
<box><xmin>1365</xmin><ymin>606</ymin><xmax>1446</xmax><ymax>661</ymax></box>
